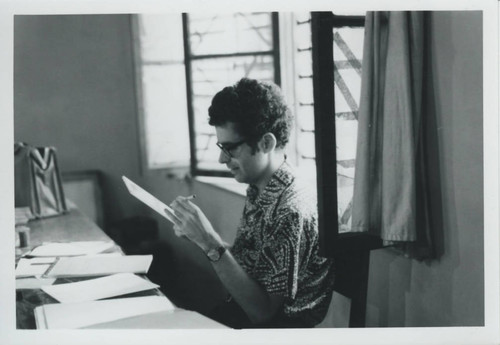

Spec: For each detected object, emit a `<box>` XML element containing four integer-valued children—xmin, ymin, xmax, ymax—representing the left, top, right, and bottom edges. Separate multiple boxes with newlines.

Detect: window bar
<box><xmin>333</xmin><ymin>64</ymin><xmax>359</xmax><ymax>117</ymax></box>
<box><xmin>331</xmin><ymin>14</ymin><xmax>365</xmax><ymax>28</ymax></box>
<box><xmin>311</xmin><ymin>12</ymin><xmax>338</xmax><ymax>257</ymax></box>
<box><xmin>182</xmin><ymin>13</ymin><xmax>198</xmax><ymax>176</ymax></box>
<box><xmin>296</xmin><ymin>18</ymin><xmax>312</xmax><ymax>25</ymax></box>
<box><xmin>333</xmin><ymin>32</ymin><xmax>362</xmax><ymax>75</ymax></box>
<box><xmin>190</xmin><ymin>50</ymin><xmax>275</xmax><ymax>60</ymax></box>
<box><xmin>272</xmin><ymin>12</ymin><xmax>281</xmax><ymax>86</ymax></box>
<box><xmin>336</xmin><ymin>111</ymin><xmax>358</xmax><ymax>120</ymax></box>
<box><xmin>297</xmin><ymin>47</ymin><xmax>312</xmax><ymax>52</ymax></box>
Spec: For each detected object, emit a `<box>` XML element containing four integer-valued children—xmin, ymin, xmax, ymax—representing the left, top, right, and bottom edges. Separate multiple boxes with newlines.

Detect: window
<box><xmin>183</xmin><ymin>13</ymin><xmax>280</xmax><ymax>176</ymax></box>
<box><xmin>331</xmin><ymin>13</ymin><xmax>365</xmax><ymax>233</ymax></box>
<box><xmin>292</xmin><ymin>12</ymin><xmax>365</xmax><ymax>234</ymax></box>
<box><xmin>133</xmin><ymin>13</ymin><xmax>366</xmax><ymax>235</ymax></box>
<box><xmin>133</xmin><ymin>14</ymin><xmax>190</xmax><ymax>170</ymax></box>
<box><xmin>310</xmin><ymin>12</ymin><xmax>365</xmax><ymax>255</ymax></box>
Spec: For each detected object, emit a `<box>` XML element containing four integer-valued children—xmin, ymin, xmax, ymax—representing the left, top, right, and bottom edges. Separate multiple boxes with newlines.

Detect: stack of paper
<box><xmin>44</xmin><ymin>254</ymin><xmax>153</xmax><ymax>277</ymax></box>
<box><xmin>83</xmin><ymin>309</ymin><xmax>228</xmax><ymax>329</ymax></box>
<box><xmin>16</xmin><ymin>278</ymin><xmax>56</xmax><ymax>290</ymax></box>
<box><xmin>28</xmin><ymin>241</ymin><xmax>115</xmax><ymax>257</ymax></box>
<box><xmin>15</xmin><ymin>257</ymin><xmax>57</xmax><ymax>278</ymax></box>
<box><xmin>34</xmin><ymin>295</ymin><xmax>175</xmax><ymax>329</ymax></box>
<box><xmin>41</xmin><ymin>273</ymin><xmax>159</xmax><ymax>303</ymax></box>
<box><xmin>15</xmin><ymin>253</ymin><xmax>123</xmax><ymax>278</ymax></box>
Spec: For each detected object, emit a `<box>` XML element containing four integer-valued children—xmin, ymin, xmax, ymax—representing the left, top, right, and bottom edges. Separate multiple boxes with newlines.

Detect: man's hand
<box><xmin>169</xmin><ymin>196</ymin><xmax>283</xmax><ymax>325</ymax></box>
<box><xmin>169</xmin><ymin>196</ymin><xmax>223</xmax><ymax>253</ymax></box>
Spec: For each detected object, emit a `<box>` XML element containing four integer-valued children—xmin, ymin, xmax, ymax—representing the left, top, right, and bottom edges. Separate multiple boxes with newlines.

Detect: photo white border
<box><xmin>0</xmin><ymin>0</ymin><xmax>498</xmax><ymax>344</ymax></box>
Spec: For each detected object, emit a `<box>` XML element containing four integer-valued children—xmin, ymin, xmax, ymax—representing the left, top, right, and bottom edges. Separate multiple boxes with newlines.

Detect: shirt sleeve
<box><xmin>252</xmin><ymin>211</ymin><xmax>303</xmax><ymax>300</ymax></box>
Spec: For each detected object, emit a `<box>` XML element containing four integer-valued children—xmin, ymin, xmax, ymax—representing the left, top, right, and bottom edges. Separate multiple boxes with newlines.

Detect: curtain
<box><xmin>351</xmin><ymin>11</ymin><xmax>432</xmax><ymax>258</ymax></box>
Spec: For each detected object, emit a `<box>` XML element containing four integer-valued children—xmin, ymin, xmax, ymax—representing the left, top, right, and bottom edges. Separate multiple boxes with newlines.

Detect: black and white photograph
<box><xmin>1</xmin><ymin>0</ymin><xmax>499</xmax><ymax>344</ymax></box>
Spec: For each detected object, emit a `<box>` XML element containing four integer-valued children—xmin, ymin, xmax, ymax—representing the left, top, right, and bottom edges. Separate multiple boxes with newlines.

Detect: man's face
<box><xmin>215</xmin><ymin>122</ymin><xmax>267</xmax><ymax>185</ymax></box>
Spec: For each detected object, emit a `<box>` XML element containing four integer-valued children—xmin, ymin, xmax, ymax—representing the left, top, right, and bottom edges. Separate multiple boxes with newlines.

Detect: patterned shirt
<box><xmin>231</xmin><ymin>161</ymin><xmax>335</xmax><ymax>326</ymax></box>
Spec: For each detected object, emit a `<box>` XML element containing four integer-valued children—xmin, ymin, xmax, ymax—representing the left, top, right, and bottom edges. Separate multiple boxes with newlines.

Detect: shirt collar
<box><xmin>246</xmin><ymin>160</ymin><xmax>295</xmax><ymax>208</ymax></box>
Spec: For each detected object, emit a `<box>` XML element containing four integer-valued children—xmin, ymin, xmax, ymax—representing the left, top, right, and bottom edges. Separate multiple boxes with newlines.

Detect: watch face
<box><xmin>207</xmin><ymin>246</ymin><xmax>225</xmax><ymax>262</ymax></box>
<box><xmin>207</xmin><ymin>249</ymin><xmax>220</xmax><ymax>261</ymax></box>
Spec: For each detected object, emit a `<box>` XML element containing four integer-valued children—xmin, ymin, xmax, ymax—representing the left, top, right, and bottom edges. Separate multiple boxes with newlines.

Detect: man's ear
<box><xmin>259</xmin><ymin>133</ymin><xmax>277</xmax><ymax>153</ymax></box>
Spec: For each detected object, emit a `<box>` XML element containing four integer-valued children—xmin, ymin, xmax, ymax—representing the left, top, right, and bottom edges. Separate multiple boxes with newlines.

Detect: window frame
<box><xmin>311</xmin><ymin>12</ymin><xmax>366</xmax><ymax>257</ymax></box>
<box><xmin>182</xmin><ymin>12</ymin><xmax>282</xmax><ymax>178</ymax></box>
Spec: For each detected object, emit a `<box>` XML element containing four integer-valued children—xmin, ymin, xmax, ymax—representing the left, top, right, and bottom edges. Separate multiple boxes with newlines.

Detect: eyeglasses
<box><xmin>216</xmin><ymin>140</ymin><xmax>246</xmax><ymax>158</ymax></box>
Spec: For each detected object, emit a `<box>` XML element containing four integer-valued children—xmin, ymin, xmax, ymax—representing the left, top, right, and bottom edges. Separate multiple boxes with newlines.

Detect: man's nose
<box><xmin>218</xmin><ymin>150</ymin><xmax>230</xmax><ymax>164</ymax></box>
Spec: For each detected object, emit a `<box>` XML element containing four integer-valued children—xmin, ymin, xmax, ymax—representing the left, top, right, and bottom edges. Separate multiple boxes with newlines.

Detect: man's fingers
<box><xmin>165</xmin><ymin>208</ymin><xmax>181</xmax><ymax>225</ymax></box>
<box><xmin>173</xmin><ymin>199</ymin><xmax>196</xmax><ymax>216</ymax></box>
<box><xmin>173</xmin><ymin>224</ymin><xmax>184</xmax><ymax>237</ymax></box>
<box><xmin>177</xmin><ymin>198</ymin><xmax>199</xmax><ymax>214</ymax></box>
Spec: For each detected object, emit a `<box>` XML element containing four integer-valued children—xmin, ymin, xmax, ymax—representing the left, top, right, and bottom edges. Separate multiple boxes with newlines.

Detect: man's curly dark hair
<box><xmin>208</xmin><ymin>78</ymin><xmax>293</xmax><ymax>153</ymax></box>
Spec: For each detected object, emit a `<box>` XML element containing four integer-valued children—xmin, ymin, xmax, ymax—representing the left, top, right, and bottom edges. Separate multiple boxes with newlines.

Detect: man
<box><xmin>170</xmin><ymin>78</ymin><xmax>334</xmax><ymax>328</ymax></box>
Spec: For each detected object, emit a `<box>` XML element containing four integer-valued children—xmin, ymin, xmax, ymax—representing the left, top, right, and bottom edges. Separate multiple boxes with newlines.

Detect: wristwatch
<box><xmin>206</xmin><ymin>245</ymin><xmax>226</xmax><ymax>262</ymax></box>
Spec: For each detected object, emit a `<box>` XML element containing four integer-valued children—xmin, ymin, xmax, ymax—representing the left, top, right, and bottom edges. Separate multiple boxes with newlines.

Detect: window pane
<box><xmin>188</xmin><ymin>13</ymin><xmax>273</xmax><ymax>56</ymax></box>
<box><xmin>136</xmin><ymin>14</ymin><xmax>190</xmax><ymax>170</ymax></box>
<box><xmin>138</xmin><ymin>14</ymin><xmax>184</xmax><ymax>62</ymax></box>
<box><xmin>333</xmin><ymin>25</ymin><xmax>364</xmax><ymax>232</ymax></box>
<box><xmin>191</xmin><ymin>55</ymin><xmax>275</xmax><ymax>171</ymax></box>
<box><xmin>141</xmin><ymin>64</ymin><xmax>190</xmax><ymax>168</ymax></box>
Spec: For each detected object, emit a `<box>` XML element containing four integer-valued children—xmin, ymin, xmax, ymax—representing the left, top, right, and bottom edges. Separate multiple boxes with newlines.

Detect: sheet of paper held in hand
<box><xmin>122</xmin><ymin>176</ymin><xmax>179</xmax><ymax>224</ymax></box>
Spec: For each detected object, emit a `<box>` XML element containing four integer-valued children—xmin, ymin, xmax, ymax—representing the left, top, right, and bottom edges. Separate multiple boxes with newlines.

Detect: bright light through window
<box><xmin>135</xmin><ymin>14</ymin><xmax>190</xmax><ymax>169</ymax></box>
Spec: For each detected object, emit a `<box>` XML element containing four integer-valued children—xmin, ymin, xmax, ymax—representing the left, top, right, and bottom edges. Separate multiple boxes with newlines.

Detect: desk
<box><xmin>16</xmin><ymin>208</ymin><xmax>227</xmax><ymax>329</ymax></box>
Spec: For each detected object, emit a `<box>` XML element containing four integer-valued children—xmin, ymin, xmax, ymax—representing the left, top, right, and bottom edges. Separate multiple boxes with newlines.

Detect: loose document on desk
<box><xmin>45</xmin><ymin>255</ymin><xmax>153</xmax><ymax>277</ymax></box>
<box><xmin>41</xmin><ymin>273</ymin><xmax>159</xmax><ymax>303</ymax></box>
<box><xmin>34</xmin><ymin>296</ymin><xmax>175</xmax><ymax>329</ymax></box>
<box><xmin>16</xmin><ymin>257</ymin><xmax>57</xmax><ymax>278</ymax></box>
<box><xmin>27</xmin><ymin>241</ymin><xmax>115</xmax><ymax>257</ymax></box>
<box><xmin>15</xmin><ymin>253</ymin><xmax>122</xmax><ymax>278</ymax></box>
